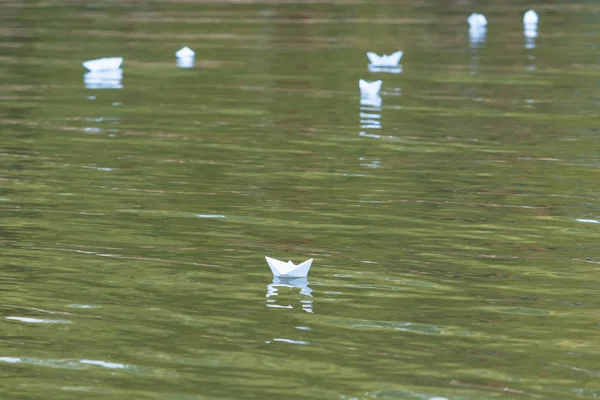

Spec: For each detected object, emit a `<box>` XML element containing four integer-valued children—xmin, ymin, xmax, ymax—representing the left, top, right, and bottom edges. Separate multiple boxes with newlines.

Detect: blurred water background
<box><xmin>2</xmin><ymin>0</ymin><xmax>600</xmax><ymax>399</ymax></box>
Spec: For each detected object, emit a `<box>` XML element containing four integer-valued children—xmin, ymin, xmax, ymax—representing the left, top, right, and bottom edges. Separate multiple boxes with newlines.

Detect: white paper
<box><xmin>265</xmin><ymin>256</ymin><xmax>313</xmax><ymax>278</ymax></box>
<box><xmin>175</xmin><ymin>46</ymin><xmax>195</xmax><ymax>58</ymax></box>
<box><xmin>467</xmin><ymin>13</ymin><xmax>487</xmax><ymax>29</ymax></box>
<box><xmin>359</xmin><ymin>79</ymin><xmax>382</xmax><ymax>97</ymax></box>
<box><xmin>82</xmin><ymin>57</ymin><xmax>123</xmax><ymax>72</ymax></box>
<box><xmin>366</xmin><ymin>51</ymin><xmax>403</xmax><ymax>67</ymax></box>
<box><xmin>523</xmin><ymin>10</ymin><xmax>538</xmax><ymax>25</ymax></box>
<box><xmin>176</xmin><ymin>46</ymin><xmax>195</xmax><ymax>68</ymax></box>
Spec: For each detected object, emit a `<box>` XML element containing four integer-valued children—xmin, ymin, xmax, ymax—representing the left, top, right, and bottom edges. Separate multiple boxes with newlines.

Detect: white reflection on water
<box><xmin>359</xmin><ymin>157</ymin><xmax>380</xmax><ymax>168</ymax></box>
<box><xmin>266</xmin><ymin>277</ymin><xmax>313</xmax><ymax>313</ymax></box>
<box><xmin>368</xmin><ymin>65</ymin><xmax>402</xmax><ymax>74</ymax></box>
<box><xmin>80</xmin><ymin>359</ymin><xmax>126</xmax><ymax>369</ymax></box>
<box><xmin>576</xmin><ymin>219</ymin><xmax>600</xmax><ymax>224</ymax></box>
<box><xmin>469</xmin><ymin>26</ymin><xmax>487</xmax><ymax>49</ymax></box>
<box><xmin>6</xmin><ymin>316</ymin><xmax>71</xmax><ymax>324</ymax></box>
<box><xmin>0</xmin><ymin>357</ymin><xmax>132</xmax><ymax>370</ymax></box>
<box><xmin>524</xmin><ymin>26</ymin><xmax>537</xmax><ymax>49</ymax></box>
<box><xmin>84</xmin><ymin>69</ymin><xmax>123</xmax><ymax>90</ymax></box>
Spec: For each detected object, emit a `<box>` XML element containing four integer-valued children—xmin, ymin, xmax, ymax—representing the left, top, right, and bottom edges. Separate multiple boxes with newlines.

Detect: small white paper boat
<box><xmin>265</xmin><ymin>256</ymin><xmax>313</xmax><ymax>278</ymax></box>
<box><xmin>175</xmin><ymin>46</ymin><xmax>195</xmax><ymax>58</ymax></box>
<box><xmin>359</xmin><ymin>79</ymin><xmax>382</xmax><ymax>97</ymax></box>
<box><xmin>82</xmin><ymin>57</ymin><xmax>123</xmax><ymax>72</ymax></box>
<box><xmin>175</xmin><ymin>47</ymin><xmax>195</xmax><ymax>69</ymax></box>
<box><xmin>523</xmin><ymin>10</ymin><xmax>538</xmax><ymax>25</ymax></box>
<box><xmin>366</xmin><ymin>51</ymin><xmax>403</xmax><ymax>67</ymax></box>
<box><xmin>467</xmin><ymin>13</ymin><xmax>487</xmax><ymax>29</ymax></box>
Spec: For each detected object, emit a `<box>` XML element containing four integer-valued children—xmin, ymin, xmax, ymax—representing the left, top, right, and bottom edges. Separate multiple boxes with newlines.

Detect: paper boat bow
<box><xmin>265</xmin><ymin>256</ymin><xmax>313</xmax><ymax>278</ymax></box>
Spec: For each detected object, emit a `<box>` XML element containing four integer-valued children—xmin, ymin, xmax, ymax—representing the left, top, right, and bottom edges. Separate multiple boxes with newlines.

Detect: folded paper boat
<box><xmin>359</xmin><ymin>79</ymin><xmax>382</xmax><ymax>97</ymax></box>
<box><xmin>467</xmin><ymin>13</ymin><xmax>487</xmax><ymax>29</ymax></box>
<box><xmin>82</xmin><ymin>57</ymin><xmax>123</xmax><ymax>72</ymax></box>
<box><xmin>265</xmin><ymin>256</ymin><xmax>313</xmax><ymax>278</ymax></box>
<box><xmin>523</xmin><ymin>10</ymin><xmax>538</xmax><ymax>26</ymax></box>
<box><xmin>175</xmin><ymin>46</ymin><xmax>195</xmax><ymax>58</ymax></box>
<box><xmin>366</xmin><ymin>51</ymin><xmax>403</xmax><ymax>67</ymax></box>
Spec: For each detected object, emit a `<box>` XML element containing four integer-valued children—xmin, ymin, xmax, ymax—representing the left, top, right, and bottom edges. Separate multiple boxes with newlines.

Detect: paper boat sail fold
<box><xmin>265</xmin><ymin>256</ymin><xmax>313</xmax><ymax>278</ymax></box>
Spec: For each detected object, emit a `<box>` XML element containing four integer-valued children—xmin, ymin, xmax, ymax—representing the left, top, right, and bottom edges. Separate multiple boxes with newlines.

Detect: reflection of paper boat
<box><xmin>267</xmin><ymin>277</ymin><xmax>312</xmax><ymax>297</ymax></box>
<box><xmin>177</xmin><ymin>57</ymin><xmax>194</xmax><ymax>68</ymax></box>
<box><xmin>360</xmin><ymin>94</ymin><xmax>382</xmax><ymax>108</ymax></box>
<box><xmin>265</xmin><ymin>256</ymin><xmax>313</xmax><ymax>278</ymax></box>
<box><xmin>469</xmin><ymin>26</ymin><xmax>487</xmax><ymax>48</ymax></box>
<box><xmin>359</xmin><ymin>79</ymin><xmax>382</xmax><ymax>97</ymax></box>
<box><xmin>266</xmin><ymin>277</ymin><xmax>313</xmax><ymax>313</ymax></box>
<box><xmin>366</xmin><ymin>51</ymin><xmax>403</xmax><ymax>67</ymax></box>
<box><xmin>82</xmin><ymin>57</ymin><xmax>123</xmax><ymax>72</ymax></box>
<box><xmin>83</xmin><ymin>69</ymin><xmax>123</xmax><ymax>89</ymax></box>
<box><xmin>368</xmin><ymin>65</ymin><xmax>402</xmax><ymax>74</ymax></box>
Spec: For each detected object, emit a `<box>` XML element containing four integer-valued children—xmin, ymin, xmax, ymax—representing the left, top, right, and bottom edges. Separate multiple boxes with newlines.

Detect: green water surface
<box><xmin>2</xmin><ymin>1</ymin><xmax>600</xmax><ymax>399</ymax></box>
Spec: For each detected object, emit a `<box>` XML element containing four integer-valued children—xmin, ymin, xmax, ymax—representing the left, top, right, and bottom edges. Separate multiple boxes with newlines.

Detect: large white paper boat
<box><xmin>366</xmin><ymin>51</ymin><xmax>403</xmax><ymax>67</ymax></box>
<box><xmin>82</xmin><ymin>57</ymin><xmax>123</xmax><ymax>72</ymax></box>
<box><xmin>265</xmin><ymin>256</ymin><xmax>313</xmax><ymax>278</ymax></box>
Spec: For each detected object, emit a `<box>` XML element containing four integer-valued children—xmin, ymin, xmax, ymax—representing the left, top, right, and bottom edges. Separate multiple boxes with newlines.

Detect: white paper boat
<box><xmin>523</xmin><ymin>10</ymin><xmax>538</xmax><ymax>25</ymax></box>
<box><xmin>83</xmin><ymin>69</ymin><xmax>123</xmax><ymax>89</ymax></box>
<box><xmin>265</xmin><ymin>256</ymin><xmax>313</xmax><ymax>278</ymax></box>
<box><xmin>467</xmin><ymin>13</ymin><xmax>487</xmax><ymax>29</ymax></box>
<box><xmin>359</xmin><ymin>79</ymin><xmax>382</xmax><ymax>97</ymax></box>
<box><xmin>82</xmin><ymin>57</ymin><xmax>123</xmax><ymax>72</ymax></box>
<box><xmin>175</xmin><ymin>46</ymin><xmax>195</xmax><ymax>58</ymax></box>
<box><xmin>366</xmin><ymin>51</ymin><xmax>403</xmax><ymax>67</ymax></box>
<box><xmin>175</xmin><ymin>47</ymin><xmax>195</xmax><ymax>69</ymax></box>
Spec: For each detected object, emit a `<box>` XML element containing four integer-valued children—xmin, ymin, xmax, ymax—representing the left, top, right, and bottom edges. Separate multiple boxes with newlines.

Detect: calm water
<box><xmin>2</xmin><ymin>1</ymin><xmax>600</xmax><ymax>399</ymax></box>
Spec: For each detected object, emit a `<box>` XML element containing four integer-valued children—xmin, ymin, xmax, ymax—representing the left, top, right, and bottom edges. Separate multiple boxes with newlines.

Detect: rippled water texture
<box><xmin>2</xmin><ymin>1</ymin><xmax>600</xmax><ymax>399</ymax></box>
